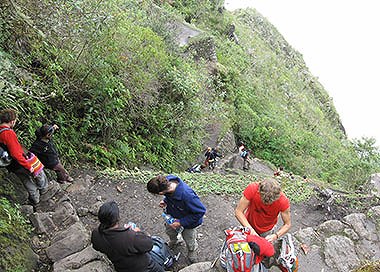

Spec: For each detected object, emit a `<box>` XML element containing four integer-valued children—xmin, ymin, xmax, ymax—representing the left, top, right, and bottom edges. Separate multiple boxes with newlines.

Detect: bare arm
<box><xmin>235</xmin><ymin>195</ymin><xmax>258</xmax><ymax>235</ymax></box>
<box><xmin>266</xmin><ymin>208</ymin><xmax>291</xmax><ymax>242</ymax></box>
<box><xmin>278</xmin><ymin>208</ymin><xmax>291</xmax><ymax>237</ymax></box>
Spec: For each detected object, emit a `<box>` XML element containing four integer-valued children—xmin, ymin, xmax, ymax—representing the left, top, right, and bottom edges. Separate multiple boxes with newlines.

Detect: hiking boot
<box><xmin>188</xmin><ymin>250</ymin><xmax>198</xmax><ymax>264</ymax></box>
<box><xmin>29</xmin><ymin>198</ymin><xmax>40</xmax><ymax>206</ymax></box>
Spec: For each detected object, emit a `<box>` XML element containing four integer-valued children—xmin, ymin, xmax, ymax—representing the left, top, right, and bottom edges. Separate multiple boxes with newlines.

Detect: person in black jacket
<box><xmin>91</xmin><ymin>201</ymin><xmax>164</xmax><ymax>272</ymax></box>
<box><xmin>204</xmin><ymin>147</ymin><xmax>221</xmax><ymax>170</ymax></box>
<box><xmin>29</xmin><ymin>124</ymin><xmax>73</xmax><ymax>183</ymax></box>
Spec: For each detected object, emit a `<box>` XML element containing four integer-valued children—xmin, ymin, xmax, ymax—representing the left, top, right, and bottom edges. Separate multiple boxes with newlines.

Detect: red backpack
<box><xmin>219</xmin><ymin>227</ymin><xmax>274</xmax><ymax>272</ymax></box>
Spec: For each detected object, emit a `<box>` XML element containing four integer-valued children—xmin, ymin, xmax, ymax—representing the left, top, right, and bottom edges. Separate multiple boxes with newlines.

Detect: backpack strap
<box><xmin>0</xmin><ymin>128</ymin><xmax>11</xmax><ymax>149</ymax></box>
<box><xmin>0</xmin><ymin>127</ymin><xmax>11</xmax><ymax>134</ymax></box>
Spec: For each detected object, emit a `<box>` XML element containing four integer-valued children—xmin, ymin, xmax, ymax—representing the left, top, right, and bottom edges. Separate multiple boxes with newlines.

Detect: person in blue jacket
<box><xmin>147</xmin><ymin>174</ymin><xmax>206</xmax><ymax>263</ymax></box>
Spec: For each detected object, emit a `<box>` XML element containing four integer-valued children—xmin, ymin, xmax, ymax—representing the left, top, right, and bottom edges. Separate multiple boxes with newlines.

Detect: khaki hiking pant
<box><xmin>165</xmin><ymin>224</ymin><xmax>198</xmax><ymax>252</ymax></box>
<box><xmin>259</xmin><ymin>229</ymin><xmax>281</xmax><ymax>268</ymax></box>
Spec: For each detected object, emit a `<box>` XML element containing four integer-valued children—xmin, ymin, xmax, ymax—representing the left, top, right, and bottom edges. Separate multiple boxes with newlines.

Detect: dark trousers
<box><xmin>51</xmin><ymin>161</ymin><xmax>70</xmax><ymax>182</ymax></box>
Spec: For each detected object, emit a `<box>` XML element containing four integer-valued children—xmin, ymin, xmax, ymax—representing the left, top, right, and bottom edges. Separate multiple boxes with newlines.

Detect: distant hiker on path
<box><xmin>147</xmin><ymin>174</ymin><xmax>206</xmax><ymax>263</ymax></box>
<box><xmin>238</xmin><ymin>141</ymin><xmax>251</xmax><ymax>170</ymax></box>
<box><xmin>91</xmin><ymin>201</ymin><xmax>164</xmax><ymax>272</ymax></box>
<box><xmin>30</xmin><ymin>124</ymin><xmax>73</xmax><ymax>183</ymax></box>
<box><xmin>204</xmin><ymin>146</ymin><xmax>221</xmax><ymax>170</ymax></box>
<box><xmin>0</xmin><ymin>109</ymin><xmax>49</xmax><ymax>205</ymax></box>
<box><xmin>186</xmin><ymin>163</ymin><xmax>203</xmax><ymax>173</ymax></box>
<box><xmin>274</xmin><ymin>166</ymin><xmax>284</xmax><ymax>177</ymax></box>
<box><xmin>235</xmin><ymin>178</ymin><xmax>291</xmax><ymax>242</ymax></box>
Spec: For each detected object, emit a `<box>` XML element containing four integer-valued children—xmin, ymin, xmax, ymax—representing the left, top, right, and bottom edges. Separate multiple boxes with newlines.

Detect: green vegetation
<box><xmin>1</xmin><ymin>0</ymin><xmax>379</xmax><ymax>188</ymax></box>
<box><xmin>353</xmin><ymin>261</ymin><xmax>380</xmax><ymax>272</ymax></box>
<box><xmin>0</xmin><ymin>197</ymin><xmax>33</xmax><ymax>272</ymax></box>
<box><xmin>100</xmin><ymin>168</ymin><xmax>314</xmax><ymax>203</ymax></box>
<box><xmin>1</xmin><ymin>1</ymin><xmax>380</xmax><ymax>269</ymax></box>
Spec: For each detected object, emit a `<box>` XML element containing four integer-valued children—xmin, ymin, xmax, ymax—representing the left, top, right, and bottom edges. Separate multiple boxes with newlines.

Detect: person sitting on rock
<box><xmin>91</xmin><ymin>201</ymin><xmax>164</xmax><ymax>272</ymax></box>
<box><xmin>0</xmin><ymin>109</ymin><xmax>49</xmax><ymax>205</ymax></box>
<box><xmin>30</xmin><ymin>124</ymin><xmax>73</xmax><ymax>183</ymax></box>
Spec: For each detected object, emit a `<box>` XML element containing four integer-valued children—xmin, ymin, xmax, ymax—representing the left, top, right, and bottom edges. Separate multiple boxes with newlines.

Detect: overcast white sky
<box><xmin>225</xmin><ymin>0</ymin><xmax>380</xmax><ymax>146</ymax></box>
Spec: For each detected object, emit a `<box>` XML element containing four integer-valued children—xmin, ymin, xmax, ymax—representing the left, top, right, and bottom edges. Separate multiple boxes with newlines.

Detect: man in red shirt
<box><xmin>235</xmin><ymin>178</ymin><xmax>291</xmax><ymax>243</ymax></box>
<box><xmin>0</xmin><ymin>109</ymin><xmax>48</xmax><ymax>205</ymax></box>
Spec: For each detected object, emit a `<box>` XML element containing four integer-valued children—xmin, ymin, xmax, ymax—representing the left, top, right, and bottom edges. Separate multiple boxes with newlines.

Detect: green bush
<box><xmin>0</xmin><ymin>197</ymin><xmax>34</xmax><ymax>272</ymax></box>
<box><xmin>0</xmin><ymin>0</ymin><xmax>379</xmax><ymax>186</ymax></box>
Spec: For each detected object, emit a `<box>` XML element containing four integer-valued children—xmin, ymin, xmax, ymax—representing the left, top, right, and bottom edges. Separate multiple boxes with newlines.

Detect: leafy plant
<box><xmin>0</xmin><ymin>197</ymin><xmax>33</xmax><ymax>272</ymax></box>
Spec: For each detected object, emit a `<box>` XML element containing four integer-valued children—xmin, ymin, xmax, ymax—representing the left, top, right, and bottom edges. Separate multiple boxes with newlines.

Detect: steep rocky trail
<box><xmin>20</xmin><ymin>164</ymin><xmax>380</xmax><ymax>272</ymax></box>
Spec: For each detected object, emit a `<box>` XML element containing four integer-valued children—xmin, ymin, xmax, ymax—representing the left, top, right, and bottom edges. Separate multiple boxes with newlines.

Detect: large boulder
<box><xmin>46</xmin><ymin>222</ymin><xmax>90</xmax><ymax>262</ymax></box>
<box><xmin>366</xmin><ymin>173</ymin><xmax>380</xmax><ymax>197</ymax></box>
<box><xmin>53</xmin><ymin>245</ymin><xmax>111</xmax><ymax>272</ymax></box>
<box><xmin>324</xmin><ymin>235</ymin><xmax>360</xmax><ymax>272</ymax></box>
<box><xmin>70</xmin><ymin>260</ymin><xmax>114</xmax><ymax>272</ymax></box>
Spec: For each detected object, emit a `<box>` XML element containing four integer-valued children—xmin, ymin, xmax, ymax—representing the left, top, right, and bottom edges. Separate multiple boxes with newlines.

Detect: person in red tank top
<box><xmin>235</xmin><ymin>178</ymin><xmax>291</xmax><ymax>243</ymax></box>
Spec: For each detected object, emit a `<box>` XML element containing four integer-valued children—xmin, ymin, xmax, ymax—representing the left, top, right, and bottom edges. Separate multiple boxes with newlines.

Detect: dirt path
<box><xmin>69</xmin><ymin>173</ymin><xmax>329</xmax><ymax>271</ymax></box>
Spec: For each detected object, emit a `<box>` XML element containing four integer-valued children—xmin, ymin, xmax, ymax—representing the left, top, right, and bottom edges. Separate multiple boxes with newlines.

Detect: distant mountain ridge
<box><xmin>1</xmin><ymin>0</ymin><xmax>379</xmax><ymax>188</ymax></box>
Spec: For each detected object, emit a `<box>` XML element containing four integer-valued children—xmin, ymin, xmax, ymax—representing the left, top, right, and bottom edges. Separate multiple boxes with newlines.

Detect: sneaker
<box><xmin>67</xmin><ymin>176</ymin><xmax>74</xmax><ymax>183</ymax></box>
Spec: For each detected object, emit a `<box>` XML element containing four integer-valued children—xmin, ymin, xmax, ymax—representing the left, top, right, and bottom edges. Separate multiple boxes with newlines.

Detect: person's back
<box><xmin>30</xmin><ymin>124</ymin><xmax>73</xmax><ymax>183</ymax></box>
<box><xmin>91</xmin><ymin>201</ymin><xmax>163</xmax><ymax>272</ymax></box>
<box><xmin>30</xmin><ymin>137</ymin><xmax>59</xmax><ymax>169</ymax></box>
<box><xmin>91</xmin><ymin>226</ymin><xmax>153</xmax><ymax>272</ymax></box>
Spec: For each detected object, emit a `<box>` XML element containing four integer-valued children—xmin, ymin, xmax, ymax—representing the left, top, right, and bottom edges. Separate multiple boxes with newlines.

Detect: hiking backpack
<box><xmin>277</xmin><ymin>234</ymin><xmax>299</xmax><ymax>272</ymax></box>
<box><xmin>0</xmin><ymin>128</ymin><xmax>12</xmax><ymax>167</ymax></box>
<box><xmin>220</xmin><ymin>227</ymin><xmax>269</xmax><ymax>272</ymax></box>
<box><xmin>149</xmin><ymin>235</ymin><xmax>178</xmax><ymax>270</ymax></box>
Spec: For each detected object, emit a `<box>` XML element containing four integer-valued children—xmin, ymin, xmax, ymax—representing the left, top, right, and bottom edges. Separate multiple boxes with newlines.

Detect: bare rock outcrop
<box><xmin>21</xmin><ymin>176</ymin><xmax>113</xmax><ymax>271</ymax></box>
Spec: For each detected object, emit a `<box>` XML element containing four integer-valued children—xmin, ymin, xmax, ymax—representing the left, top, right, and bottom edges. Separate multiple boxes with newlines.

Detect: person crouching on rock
<box><xmin>147</xmin><ymin>175</ymin><xmax>206</xmax><ymax>263</ymax></box>
<box><xmin>235</xmin><ymin>178</ymin><xmax>291</xmax><ymax>268</ymax></box>
<box><xmin>29</xmin><ymin>124</ymin><xmax>73</xmax><ymax>184</ymax></box>
<box><xmin>91</xmin><ymin>201</ymin><xmax>164</xmax><ymax>272</ymax></box>
<box><xmin>235</xmin><ymin>178</ymin><xmax>291</xmax><ymax>241</ymax></box>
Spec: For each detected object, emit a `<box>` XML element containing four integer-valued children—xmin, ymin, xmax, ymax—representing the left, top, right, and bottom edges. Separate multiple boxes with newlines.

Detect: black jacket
<box><xmin>91</xmin><ymin>227</ymin><xmax>155</xmax><ymax>272</ymax></box>
<box><xmin>29</xmin><ymin>139</ymin><xmax>59</xmax><ymax>168</ymax></box>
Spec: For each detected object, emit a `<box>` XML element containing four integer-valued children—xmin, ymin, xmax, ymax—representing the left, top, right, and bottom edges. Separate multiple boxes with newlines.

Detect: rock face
<box><xmin>172</xmin><ymin>21</ymin><xmax>202</xmax><ymax>47</ymax></box>
<box><xmin>367</xmin><ymin>173</ymin><xmax>380</xmax><ymax>197</ymax></box>
<box><xmin>21</xmin><ymin>177</ymin><xmax>114</xmax><ymax>272</ymax></box>
<box><xmin>293</xmin><ymin>208</ymin><xmax>380</xmax><ymax>272</ymax></box>
<box><xmin>9</xmin><ymin>166</ymin><xmax>379</xmax><ymax>272</ymax></box>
